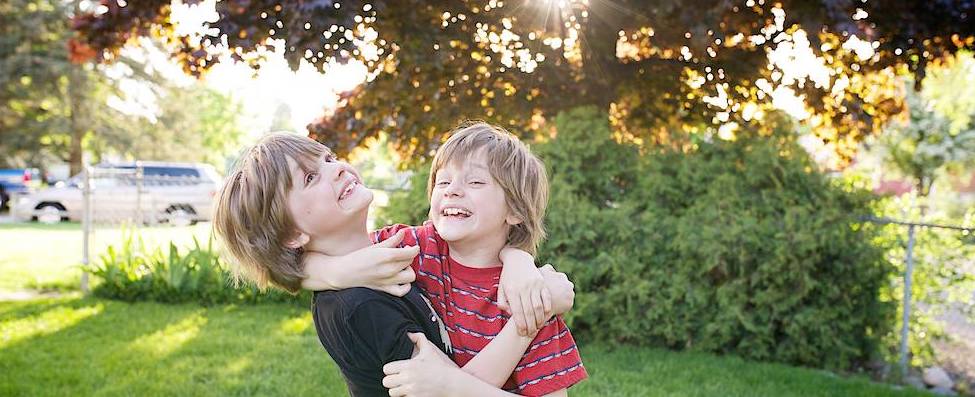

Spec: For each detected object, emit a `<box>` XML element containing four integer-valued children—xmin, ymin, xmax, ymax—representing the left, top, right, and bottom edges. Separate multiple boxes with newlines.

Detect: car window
<box><xmin>144</xmin><ymin>167</ymin><xmax>201</xmax><ymax>178</ymax></box>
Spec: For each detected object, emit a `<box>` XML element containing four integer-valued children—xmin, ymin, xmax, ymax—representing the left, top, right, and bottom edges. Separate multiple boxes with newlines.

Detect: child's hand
<box><xmin>540</xmin><ymin>264</ymin><xmax>575</xmax><ymax>315</ymax></box>
<box><xmin>301</xmin><ymin>229</ymin><xmax>419</xmax><ymax>296</ymax></box>
<box><xmin>382</xmin><ymin>333</ymin><xmax>459</xmax><ymax>397</ymax></box>
<box><xmin>498</xmin><ymin>248</ymin><xmax>552</xmax><ymax>336</ymax></box>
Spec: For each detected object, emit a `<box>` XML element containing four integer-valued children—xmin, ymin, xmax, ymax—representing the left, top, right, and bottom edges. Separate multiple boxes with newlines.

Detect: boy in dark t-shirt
<box><xmin>312</xmin><ymin>286</ymin><xmax>446</xmax><ymax>397</ymax></box>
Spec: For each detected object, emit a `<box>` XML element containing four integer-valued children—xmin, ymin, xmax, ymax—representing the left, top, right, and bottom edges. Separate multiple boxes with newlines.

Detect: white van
<box><xmin>12</xmin><ymin>162</ymin><xmax>222</xmax><ymax>226</ymax></box>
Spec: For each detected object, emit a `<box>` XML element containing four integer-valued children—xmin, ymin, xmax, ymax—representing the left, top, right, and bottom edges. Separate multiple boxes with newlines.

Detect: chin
<box><xmin>432</xmin><ymin>220</ymin><xmax>472</xmax><ymax>243</ymax></box>
<box><xmin>340</xmin><ymin>189</ymin><xmax>374</xmax><ymax>212</ymax></box>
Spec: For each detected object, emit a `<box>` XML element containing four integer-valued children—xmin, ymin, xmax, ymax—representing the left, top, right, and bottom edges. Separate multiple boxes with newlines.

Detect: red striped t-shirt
<box><xmin>373</xmin><ymin>222</ymin><xmax>588</xmax><ymax>396</ymax></box>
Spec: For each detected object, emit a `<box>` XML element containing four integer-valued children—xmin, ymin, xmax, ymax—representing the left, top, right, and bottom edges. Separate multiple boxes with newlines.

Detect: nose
<box><xmin>332</xmin><ymin>162</ymin><xmax>350</xmax><ymax>181</ymax></box>
<box><xmin>443</xmin><ymin>180</ymin><xmax>463</xmax><ymax>197</ymax></box>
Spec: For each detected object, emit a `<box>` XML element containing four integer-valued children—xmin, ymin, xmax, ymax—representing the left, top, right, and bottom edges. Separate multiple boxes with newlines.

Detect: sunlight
<box><xmin>277</xmin><ymin>315</ymin><xmax>312</xmax><ymax>335</ymax></box>
<box><xmin>128</xmin><ymin>312</ymin><xmax>206</xmax><ymax>358</ymax></box>
<box><xmin>0</xmin><ymin>303</ymin><xmax>103</xmax><ymax>348</ymax></box>
<box><xmin>108</xmin><ymin>0</ymin><xmax>369</xmax><ymax>139</ymax></box>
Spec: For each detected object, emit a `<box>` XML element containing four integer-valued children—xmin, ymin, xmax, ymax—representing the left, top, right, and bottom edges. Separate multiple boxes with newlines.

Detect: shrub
<box><xmin>85</xmin><ymin>232</ymin><xmax>307</xmax><ymax>305</ymax></box>
<box><xmin>382</xmin><ymin>106</ymin><xmax>897</xmax><ymax>369</ymax></box>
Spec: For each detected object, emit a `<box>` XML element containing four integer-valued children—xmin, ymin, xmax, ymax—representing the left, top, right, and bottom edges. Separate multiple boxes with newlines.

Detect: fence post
<box><xmin>80</xmin><ymin>165</ymin><xmax>92</xmax><ymax>294</ymax></box>
<box><xmin>899</xmin><ymin>223</ymin><xmax>917</xmax><ymax>378</ymax></box>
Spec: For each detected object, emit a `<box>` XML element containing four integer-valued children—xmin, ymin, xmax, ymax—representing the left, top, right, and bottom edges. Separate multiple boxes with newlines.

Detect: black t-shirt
<box><xmin>311</xmin><ymin>286</ymin><xmax>448</xmax><ymax>397</ymax></box>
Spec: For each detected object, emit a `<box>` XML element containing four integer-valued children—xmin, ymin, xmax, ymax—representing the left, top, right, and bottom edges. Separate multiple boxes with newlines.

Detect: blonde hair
<box><xmin>213</xmin><ymin>133</ymin><xmax>331</xmax><ymax>293</ymax></box>
<box><xmin>428</xmin><ymin>122</ymin><xmax>549</xmax><ymax>254</ymax></box>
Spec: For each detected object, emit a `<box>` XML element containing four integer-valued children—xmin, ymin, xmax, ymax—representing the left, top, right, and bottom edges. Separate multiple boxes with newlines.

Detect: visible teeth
<box><xmin>341</xmin><ymin>181</ymin><xmax>356</xmax><ymax>199</ymax></box>
<box><xmin>442</xmin><ymin>207</ymin><xmax>471</xmax><ymax>216</ymax></box>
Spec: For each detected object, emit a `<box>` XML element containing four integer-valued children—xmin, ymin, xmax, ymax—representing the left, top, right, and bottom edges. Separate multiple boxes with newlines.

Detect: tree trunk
<box><xmin>66</xmin><ymin>0</ymin><xmax>86</xmax><ymax>176</ymax></box>
<box><xmin>66</xmin><ymin>65</ymin><xmax>86</xmax><ymax>176</ymax></box>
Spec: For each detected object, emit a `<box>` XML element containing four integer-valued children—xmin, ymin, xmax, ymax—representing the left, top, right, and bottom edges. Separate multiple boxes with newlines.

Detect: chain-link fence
<box><xmin>863</xmin><ymin>216</ymin><xmax>975</xmax><ymax>378</ymax></box>
<box><xmin>68</xmin><ymin>163</ymin><xmax>221</xmax><ymax>292</ymax></box>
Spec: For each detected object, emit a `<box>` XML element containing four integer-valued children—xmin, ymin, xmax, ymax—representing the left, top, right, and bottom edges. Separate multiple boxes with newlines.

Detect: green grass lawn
<box><xmin>0</xmin><ymin>222</ymin><xmax>213</xmax><ymax>291</ymax></box>
<box><xmin>0</xmin><ymin>296</ymin><xmax>930</xmax><ymax>397</ymax></box>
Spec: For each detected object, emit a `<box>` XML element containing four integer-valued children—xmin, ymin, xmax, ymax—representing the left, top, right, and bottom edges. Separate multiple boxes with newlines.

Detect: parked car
<box><xmin>12</xmin><ymin>162</ymin><xmax>222</xmax><ymax>225</ymax></box>
<box><xmin>0</xmin><ymin>168</ymin><xmax>38</xmax><ymax>211</ymax></box>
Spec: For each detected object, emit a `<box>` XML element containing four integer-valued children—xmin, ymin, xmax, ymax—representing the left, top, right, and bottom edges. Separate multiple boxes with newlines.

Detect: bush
<box><xmin>85</xmin><ymin>232</ymin><xmax>307</xmax><ymax>305</ymax></box>
<box><xmin>382</xmin><ymin>106</ymin><xmax>897</xmax><ymax>370</ymax></box>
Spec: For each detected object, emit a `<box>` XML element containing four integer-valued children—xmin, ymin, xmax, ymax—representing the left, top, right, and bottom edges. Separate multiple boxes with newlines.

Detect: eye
<box><xmin>469</xmin><ymin>180</ymin><xmax>485</xmax><ymax>186</ymax></box>
<box><xmin>324</xmin><ymin>153</ymin><xmax>337</xmax><ymax>163</ymax></box>
<box><xmin>305</xmin><ymin>172</ymin><xmax>318</xmax><ymax>185</ymax></box>
<box><xmin>436</xmin><ymin>180</ymin><xmax>450</xmax><ymax>187</ymax></box>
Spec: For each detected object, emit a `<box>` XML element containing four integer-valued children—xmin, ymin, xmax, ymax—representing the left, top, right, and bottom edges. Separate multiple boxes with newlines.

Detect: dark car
<box><xmin>0</xmin><ymin>168</ymin><xmax>37</xmax><ymax>210</ymax></box>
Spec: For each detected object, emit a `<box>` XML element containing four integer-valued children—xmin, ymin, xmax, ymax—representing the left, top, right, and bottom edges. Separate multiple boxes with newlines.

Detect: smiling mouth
<box><xmin>441</xmin><ymin>207</ymin><xmax>472</xmax><ymax>218</ymax></box>
<box><xmin>339</xmin><ymin>179</ymin><xmax>360</xmax><ymax>201</ymax></box>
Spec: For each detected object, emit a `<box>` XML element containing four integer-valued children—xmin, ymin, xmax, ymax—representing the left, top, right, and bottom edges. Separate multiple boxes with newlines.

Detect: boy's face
<box><xmin>429</xmin><ymin>151</ymin><xmax>519</xmax><ymax>250</ymax></box>
<box><xmin>286</xmin><ymin>152</ymin><xmax>373</xmax><ymax>245</ymax></box>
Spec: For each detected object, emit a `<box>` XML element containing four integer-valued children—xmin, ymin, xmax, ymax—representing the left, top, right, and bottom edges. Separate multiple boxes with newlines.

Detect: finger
<box><xmin>388</xmin><ymin>385</ymin><xmax>408</xmax><ymax>397</ymax></box>
<box><xmin>496</xmin><ymin>285</ymin><xmax>510</xmax><ymax>313</ymax></box>
<box><xmin>408</xmin><ymin>332</ymin><xmax>427</xmax><ymax>350</ymax></box>
<box><xmin>541</xmin><ymin>287</ymin><xmax>553</xmax><ymax>318</ymax></box>
<box><xmin>408</xmin><ymin>332</ymin><xmax>429</xmax><ymax>344</ymax></box>
<box><xmin>507</xmin><ymin>290</ymin><xmax>528</xmax><ymax>335</ymax></box>
<box><xmin>371</xmin><ymin>247</ymin><xmax>418</xmax><ymax>279</ymax></box>
<box><xmin>382</xmin><ymin>373</ymin><xmax>407</xmax><ymax>389</ymax></box>
<box><xmin>378</xmin><ymin>245</ymin><xmax>420</xmax><ymax>262</ymax></box>
<box><xmin>383</xmin><ymin>360</ymin><xmax>408</xmax><ymax>375</ymax></box>
<box><xmin>531</xmin><ymin>289</ymin><xmax>546</xmax><ymax>329</ymax></box>
<box><xmin>397</xmin><ymin>267</ymin><xmax>417</xmax><ymax>284</ymax></box>
<box><xmin>520</xmin><ymin>291</ymin><xmax>538</xmax><ymax>335</ymax></box>
<box><xmin>375</xmin><ymin>229</ymin><xmax>407</xmax><ymax>248</ymax></box>
<box><xmin>379</xmin><ymin>283</ymin><xmax>411</xmax><ymax>297</ymax></box>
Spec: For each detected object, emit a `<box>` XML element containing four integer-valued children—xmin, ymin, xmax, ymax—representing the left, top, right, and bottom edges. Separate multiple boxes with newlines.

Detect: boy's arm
<box><xmin>459</xmin><ymin>319</ymin><xmax>539</xmax><ymax>387</ymax></box>
<box><xmin>498</xmin><ymin>248</ymin><xmax>551</xmax><ymax>335</ymax></box>
<box><xmin>499</xmin><ymin>249</ymin><xmax>577</xmax><ymax>334</ymax></box>
<box><xmin>301</xmin><ymin>229</ymin><xmax>419</xmax><ymax>296</ymax></box>
<box><xmin>383</xmin><ymin>333</ymin><xmax>523</xmax><ymax>397</ymax></box>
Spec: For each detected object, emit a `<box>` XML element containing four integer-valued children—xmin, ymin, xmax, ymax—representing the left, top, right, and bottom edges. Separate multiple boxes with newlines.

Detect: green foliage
<box><xmin>72</xmin><ymin>0</ymin><xmax>975</xmax><ymax>163</ymax></box>
<box><xmin>877</xmin><ymin>75</ymin><xmax>975</xmax><ymax>197</ymax></box>
<box><xmin>373</xmin><ymin>162</ymin><xmax>431</xmax><ymax>228</ymax></box>
<box><xmin>874</xmin><ymin>198</ymin><xmax>975</xmax><ymax>368</ymax></box>
<box><xmin>85</xmin><ymin>231</ymin><xmax>306</xmax><ymax>305</ymax></box>
<box><xmin>383</xmin><ymin>107</ymin><xmax>897</xmax><ymax>369</ymax></box>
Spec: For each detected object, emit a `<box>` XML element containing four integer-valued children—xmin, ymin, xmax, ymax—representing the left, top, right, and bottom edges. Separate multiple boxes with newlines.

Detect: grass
<box><xmin>0</xmin><ymin>222</ymin><xmax>213</xmax><ymax>292</ymax></box>
<box><xmin>0</xmin><ymin>296</ymin><xmax>930</xmax><ymax>397</ymax></box>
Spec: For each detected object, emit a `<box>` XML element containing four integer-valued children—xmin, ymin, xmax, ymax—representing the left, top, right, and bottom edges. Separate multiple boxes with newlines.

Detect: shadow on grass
<box><xmin>0</xmin><ymin>297</ymin><xmax>347</xmax><ymax>397</ymax></box>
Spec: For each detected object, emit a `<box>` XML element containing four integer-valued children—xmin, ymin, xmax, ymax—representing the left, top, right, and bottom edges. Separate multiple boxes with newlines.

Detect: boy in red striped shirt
<box><xmin>375</xmin><ymin>122</ymin><xmax>588</xmax><ymax>396</ymax></box>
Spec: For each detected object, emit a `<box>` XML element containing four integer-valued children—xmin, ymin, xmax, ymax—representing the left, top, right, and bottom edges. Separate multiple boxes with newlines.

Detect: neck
<box><xmin>305</xmin><ymin>221</ymin><xmax>372</xmax><ymax>256</ymax></box>
<box><xmin>447</xmin><ymin>233</ymin><xmax>507</xmax><ymax>268</ymax></box>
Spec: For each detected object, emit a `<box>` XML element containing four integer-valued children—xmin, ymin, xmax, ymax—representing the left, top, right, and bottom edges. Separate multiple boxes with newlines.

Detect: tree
<box><xmin>71</xmin><ymin>0</ymin><xmax>975</xmax><ymax>163</ymax></box>
<box><xmin>877</xmin><ymin>53</ymin><xmax>975</xmax><ymax>199</ymax></box>
<box><xmin>0</xmin><ymin>0</ymin><xmax>139</xmax><ymax>175</ymax></box>
<box><xmin>1</xmin><ymin>0</ymin><xmax>247</xmax><ymax>174</ymax></box>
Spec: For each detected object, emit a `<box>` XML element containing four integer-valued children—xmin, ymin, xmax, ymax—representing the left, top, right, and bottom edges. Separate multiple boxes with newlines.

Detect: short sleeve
<box><xmin>348</xmin><ymin>299</ymin><xmax>426</xmax><ymax>365</ymax></box>
<box><xmin>371</xmin><ymin>224</ymin><xmax>416</xmax><ymax>245</ymax></box>
<box><xmin>509</xmin><ymin>316</ymin><xmax>588</xmax><ymax>396</ymax></box>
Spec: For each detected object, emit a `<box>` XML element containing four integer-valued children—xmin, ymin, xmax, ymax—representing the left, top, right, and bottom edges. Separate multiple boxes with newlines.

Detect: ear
<box><xmin>285</xmin><ymin>231</ymin><xmax>310</xmax><ymax>249</ymax></box>
<box><xmin>505</xmin><ymin>214</ymin><xmax>523</xmax><ymax>226</ymax></box>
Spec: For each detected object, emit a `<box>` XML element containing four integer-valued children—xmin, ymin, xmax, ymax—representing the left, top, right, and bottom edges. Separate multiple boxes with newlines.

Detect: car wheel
<box><xmin>165</xmin><ymin>206</ymin><xmax>196</xmax><ymax>227</ymax></box>
<box><xmin>36</xmin><ymin>203</ymin><xmax>65</xmax><ymax>224</ymax></box>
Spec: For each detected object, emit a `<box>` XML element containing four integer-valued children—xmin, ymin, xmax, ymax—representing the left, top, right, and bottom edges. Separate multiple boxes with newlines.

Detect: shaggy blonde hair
<box><xmin>428</xmin><ymin>122</ymin><xmax>549</xmax><ymax>254</ymax></box>
<box><xmin>213</xmin><ymin>133</ymin><xmax>330</xmax><ymax>293</ymax></box>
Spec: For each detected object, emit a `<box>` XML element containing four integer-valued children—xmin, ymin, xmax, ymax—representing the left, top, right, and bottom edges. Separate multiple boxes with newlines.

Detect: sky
<box><xmin>107</xmin><ymin>0</ymin><xmax>367</xmax><ymax>141</ymax></box>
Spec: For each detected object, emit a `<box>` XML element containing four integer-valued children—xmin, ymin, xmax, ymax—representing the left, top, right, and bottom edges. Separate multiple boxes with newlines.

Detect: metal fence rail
<box><xmin>78</xmin><ymin>164</ymin><xmax>218</xmax><ymax>292</ymax></box>
<box><xmin>862</xmin><ymin>216</ymin><xmax>975</xmax><ymax>377</ymax></box>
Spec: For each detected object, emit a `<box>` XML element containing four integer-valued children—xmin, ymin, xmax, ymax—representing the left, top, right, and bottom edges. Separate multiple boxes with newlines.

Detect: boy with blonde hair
<box><xmin>355</xmin><ymin>122</ymin><xmax>588</xmax><ymax>396</ymax></box>
<box><xmin>213</xmin><ymin>132</ymin><xmax>577</xmax><ymax>396</ymax></box>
